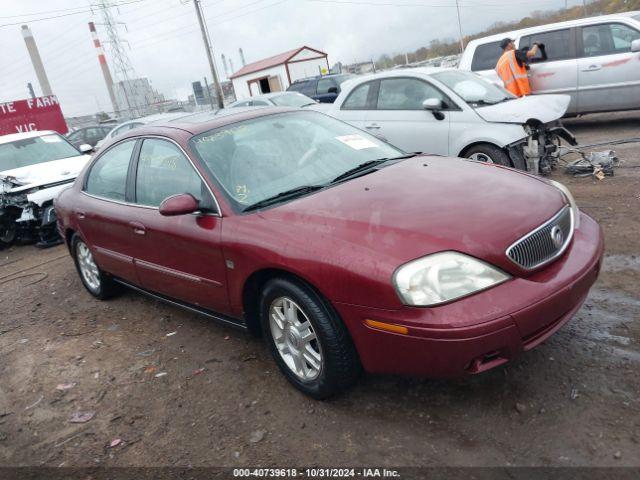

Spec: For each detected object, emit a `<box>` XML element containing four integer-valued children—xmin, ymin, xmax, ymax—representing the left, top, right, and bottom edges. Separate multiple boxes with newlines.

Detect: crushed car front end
<box><xmin>0</xmin><ymin>176</ymin><xmax>75</xmax><ymax>248</ymax></box>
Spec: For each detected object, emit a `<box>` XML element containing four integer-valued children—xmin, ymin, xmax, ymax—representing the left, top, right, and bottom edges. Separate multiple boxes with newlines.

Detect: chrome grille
<box><xmin>506</xmin><ymin>205</ymin><xmax>573</xmax><ymax>270</ymax></box>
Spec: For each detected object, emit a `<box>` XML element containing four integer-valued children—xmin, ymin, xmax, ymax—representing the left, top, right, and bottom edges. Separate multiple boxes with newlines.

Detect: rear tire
<box><xmin>71</xmin><ymin>234</ymin><xmax>120</xmax><ymax>300</ymax></box>
<box><xmin>260</xmin><ymin>277</ymin><xmax>361</xmax><ymax>399</ymax></box>
<box><xmin>0</xmin><ymin>221</ymin><xmax>16</xmax><ymax>250</ymax></box>
<box><xmin>465</xmin><ymin>144</ymin><xmax>512</xmax><ymax>167</ymax></box>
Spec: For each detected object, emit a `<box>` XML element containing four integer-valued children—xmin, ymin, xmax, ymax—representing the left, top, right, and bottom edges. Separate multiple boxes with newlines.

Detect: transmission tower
<box><xmin>95</xmin><ymin>0</ymin><xmax>144</xmax><ymax>118</ymax></box>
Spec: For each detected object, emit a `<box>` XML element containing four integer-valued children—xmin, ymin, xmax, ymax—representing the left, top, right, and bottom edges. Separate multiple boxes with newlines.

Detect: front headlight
<box><xmin>393</xmin><ymin>252</ymin><xmax>511</xmax><ymax>306</ymax></box>
<box><xmin>548</xmin><ymin>179</ymin><xmax>580</xmax><ymax>229</ymax></box>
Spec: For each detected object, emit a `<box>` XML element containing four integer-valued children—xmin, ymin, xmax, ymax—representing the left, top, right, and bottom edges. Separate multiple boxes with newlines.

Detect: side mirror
<box><xmin>328</xmin><ymin>86</ymin><xmax>338</xmax><ymax>94</ymax></box>
<box><xmin>159</xmin><ymin>193</ymin><xmax>199</xmax><ymax>216</ymax></box>
<box><xmin>422</xmin><ymin>98</ymin><xmax>445</xmax><ymax>120</ymax></box>
<box><xmin>632</xmin><ymin>39</ymin><xmax>640</xmax><ymax>53</ymax></box>
<box><xmin>79</xmin><ymin>144</ymin><xmax>94</xmax><ymax>154</ymax></box>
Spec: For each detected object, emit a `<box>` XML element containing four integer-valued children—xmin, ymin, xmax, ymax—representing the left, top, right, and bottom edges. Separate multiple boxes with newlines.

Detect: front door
<box><xmin>128</xmin><ymin>137</ymin><xmax>230</xmax><ymax>314</ymax></box>
<box><xmin>365</xmin><ymin>77</ymin><xmax>451</xmax><ymax>155</ymax></box>
<box><xmin>78</xmin><ymin>139</ymin><xmax>139</xmax><ymax>284</ymax></box>
<box><xmin>519</xmin><ymin>28</ymin><xmax>579</xmax><ymax>114</ymax></box>
<box><xmin>576</xmin><ymin>22</ymin><xmax>640</xmax><ymax>113</ymax></box>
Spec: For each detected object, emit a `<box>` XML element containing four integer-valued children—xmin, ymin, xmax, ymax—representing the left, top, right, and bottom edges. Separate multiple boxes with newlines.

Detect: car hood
<box><xmin>0</xmin><ymin>155</ymin><xmax>90</xmax><ymax>194</ymax></box>
<box><xmin>261</xmin><ymin>156</ymin><xmax>566</xmax><ymax>277</ymax></box>
<box><xmin>475</xmin><ymin>94</ymin><xmax>570</xmax><ymax>124</ymax></box>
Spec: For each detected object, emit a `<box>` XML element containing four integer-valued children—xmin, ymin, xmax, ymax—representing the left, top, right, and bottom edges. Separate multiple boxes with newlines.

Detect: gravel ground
<box><xmin>0</xmin><ymin>111</ymin><xmax>638</xmax><ymax>468</ymax></box>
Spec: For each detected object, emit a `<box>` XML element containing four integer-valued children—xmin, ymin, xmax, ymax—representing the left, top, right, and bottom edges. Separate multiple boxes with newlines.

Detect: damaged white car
<box><xmin>315</xmin><ymin>68</ymin><xmax>577</xmax><ymax>174</ymax></box>
<box><xmin>0</xmin><ymin>131</ymin><xmax>91</xmax><ymax>248</ymax></box>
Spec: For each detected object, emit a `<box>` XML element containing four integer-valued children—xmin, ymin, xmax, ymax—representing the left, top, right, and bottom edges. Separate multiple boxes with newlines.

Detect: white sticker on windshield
<box><xmin>41</xmin><ymin>135</ymin><xmax>62</xmax><ymax>143</ymax></box>
<box><xmin>335</xmin><ymin>134</ymin><xmax>378</xmax><ymax>150</ymax></box>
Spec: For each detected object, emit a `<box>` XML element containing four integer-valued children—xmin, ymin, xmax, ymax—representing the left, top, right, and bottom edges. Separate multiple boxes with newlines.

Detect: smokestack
<box><xmin>229</xmin><ymin>58</ymin><xmax>234</xmax><ymax>74</ymax></box>
<box><xmin>221</xmin><ymin>54</ymin><xmax>229</xmax><ymax>79</ymax></box>
<box><xmin>239</xmin><ymin>48</ymin><xmax>246</xmax><ymax>67</ymax></box>
<box><xmin>89</xmin><ymin>22</ymin><xmax>119</xmax><ymax>115</ymax></box>
<box><xmin>21</xmin><ymin>25</ymin><xmax>52</xmax><ymax>96</ymax></box>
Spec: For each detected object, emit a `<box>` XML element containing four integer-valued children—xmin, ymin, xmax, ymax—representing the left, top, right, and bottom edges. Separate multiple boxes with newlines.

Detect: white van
<box><xmin>458</xmin><ymin>11</ymin><xmax>640</xmax><ymax>115</ymax></box>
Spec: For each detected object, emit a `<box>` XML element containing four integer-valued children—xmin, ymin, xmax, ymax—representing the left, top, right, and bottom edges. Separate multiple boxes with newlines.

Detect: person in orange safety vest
<box><xmin>495</xmin><ymin>38</ymin><xmax>543</xmax><ymax>97</ymax></box>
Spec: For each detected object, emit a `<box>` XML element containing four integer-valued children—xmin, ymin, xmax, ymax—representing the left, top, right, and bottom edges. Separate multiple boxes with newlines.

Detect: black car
<box><xmin>66</xmin><ymin>125</ymin><xmax>112</xmax><ymax>148</ymax></box>
<box><xmin>287</xmin><ymin>74</ymin><xmax>354</xmax><ymax>103</ymax></box>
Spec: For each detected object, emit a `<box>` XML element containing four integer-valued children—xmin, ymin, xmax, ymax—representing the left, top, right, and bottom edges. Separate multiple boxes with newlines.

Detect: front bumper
<box><xmin>334</xmin><ymin>212</ymin><xmax>604</xmax><ymax>378</ymax></box>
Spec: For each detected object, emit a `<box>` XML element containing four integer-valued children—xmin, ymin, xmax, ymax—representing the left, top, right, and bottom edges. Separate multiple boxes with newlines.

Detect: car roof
<box><xmin>0</xmin><ymin>130</ymin><xmax>59</xmax><ymax>145</ymax></box>
<box><xmin>291</xmin><ymin>73</ymin><xmax>351</xmax><ymax>83</ymax></box>
<box><xmin>132</xmin><ymin>107</ymin><xmax>300</xmax><ymax>136</ymax></box>
<box><xmin>466</xmin><ymin>10</ymin><xmax>640</xmax><ymax>46</ymax></box>
<box><xmin>339</xmin><ymin>67</ymin><xmax>452</xmax><ymax>88</ymax></box>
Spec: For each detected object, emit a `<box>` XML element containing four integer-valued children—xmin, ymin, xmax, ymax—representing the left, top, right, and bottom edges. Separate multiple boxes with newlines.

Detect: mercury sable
<box><xmin>55</xmin><ymin>108</ymin><xmax>604</xmax><ymax>398</ymax></box>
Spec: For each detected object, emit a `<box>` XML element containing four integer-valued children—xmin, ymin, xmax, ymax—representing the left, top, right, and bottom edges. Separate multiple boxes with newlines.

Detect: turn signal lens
<box><xmin>364</xmin><ymin>319</ymin><xmax>409</xmax><ymax>335</ymax></box>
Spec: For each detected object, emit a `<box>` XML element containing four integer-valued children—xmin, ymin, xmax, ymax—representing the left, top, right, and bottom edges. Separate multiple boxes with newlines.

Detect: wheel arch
<box><xmin>458</xmin><ymin>141</ymin><xmax>505</xmax><ymax>158</ymax></box>
<box><xmin>241</xmin><ymin>267</ymin><xmax>339</xmax><ymax>338</ymax></box>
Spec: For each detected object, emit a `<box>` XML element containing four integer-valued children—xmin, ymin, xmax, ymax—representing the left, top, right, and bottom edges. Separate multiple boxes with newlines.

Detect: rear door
<box><xmin>78</xmin><ymin>139</ymin><xmax>140</xmax><ymax>283</ymax></box>
<box><xmin>519</xmin><ymin>28</ymin><xmax>579</xmax><ymax>113</ymax></box>
<box><xmin>365</xmin><ymin>77</ymin><xmax>451</xmax><ymax>155</ymax></box>
<box><xmin>576</xmin><ymin>22</ymin><xmax>640</xmax><ymax>113</ymax></box>
<box><xmin>330</xmin><ymin>79</ymin><xmax>377</xmax><ymax>131</ymax></box>
<box><xmin>127</xmin><ymin>137</ymin><xmax>230</xmax><ymax>314</ymax></box>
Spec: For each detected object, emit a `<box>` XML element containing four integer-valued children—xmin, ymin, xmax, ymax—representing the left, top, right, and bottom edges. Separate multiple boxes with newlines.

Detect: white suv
<box><xmin>458</xmin><ymin>11</ymin><xmax>640</xmax><ymax>115</ymax></box>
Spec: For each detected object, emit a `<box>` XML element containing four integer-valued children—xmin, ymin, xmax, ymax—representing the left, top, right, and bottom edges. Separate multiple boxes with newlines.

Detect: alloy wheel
<box><xmin>77</xmin><ymin>242</ymin><xmax>100</xmax><ymax>291</ymax></box>
<box><xmin>469</xmin><ymin>152</ymin><xmax>495</xmax><ymax>164</ymax></box>
<box><xmin>269</xmin><ymin>296</ymin><xmax>322</xmax><ymax>381</ymax></box>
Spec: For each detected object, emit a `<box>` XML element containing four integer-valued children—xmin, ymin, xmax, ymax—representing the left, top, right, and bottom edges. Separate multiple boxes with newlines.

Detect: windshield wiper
<box><xmin>243</xmin><ymin>184</ymin><xmax>326</xmax><ymax>212</ymax></box>
<box><xmin>330</xmin><ymin>153</ymin><xmax>419</xmax><ymax>184</ymax></box>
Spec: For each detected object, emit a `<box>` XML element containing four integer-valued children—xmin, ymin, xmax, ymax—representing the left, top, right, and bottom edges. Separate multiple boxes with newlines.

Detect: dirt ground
<box><xmin>0</xmin><ymin>111</ymin><xmax>638</xmax><ymax>468</ymax></box>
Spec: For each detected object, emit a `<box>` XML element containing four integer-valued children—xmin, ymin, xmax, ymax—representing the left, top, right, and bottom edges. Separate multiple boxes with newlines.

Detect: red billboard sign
<box><xmin>0</xmin><ymin>95</ymin><xmax>68</xmax><ymax>136</ymax></box>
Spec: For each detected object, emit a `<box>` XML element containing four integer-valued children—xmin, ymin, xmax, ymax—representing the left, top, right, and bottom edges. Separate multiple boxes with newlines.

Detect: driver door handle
<box><xmin>365</xmin><ymin>123</ymin><xmax>380</xmax><ymax>130</ymax></box>
<box><xmin>129</xmin><ymin>221</ymin><xmax>146</xmax><ymax>236</ymax></box>
<box><xmin>582</xmin><ymin>64</ymin><xmax>601</xmax><ymax>72</ymax></box>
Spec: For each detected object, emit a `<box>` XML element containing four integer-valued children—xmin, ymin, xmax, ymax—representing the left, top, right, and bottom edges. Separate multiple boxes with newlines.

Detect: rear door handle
<box><xmin>581</xmin><ymin>65</ymin><xmax>601</xmax><ymax>72</ymax></box>
<box><xmin>129</xmin><ymin>221</ymin><xmax>146</xmax><ymax>236</ymax></box>
<box><xmin>365</xmin><ymin>123</ymin><xmax>380</xmax><ymax>130</ymax></box>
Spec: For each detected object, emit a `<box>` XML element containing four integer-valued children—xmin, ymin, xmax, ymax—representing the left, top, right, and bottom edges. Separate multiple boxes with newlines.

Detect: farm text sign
<box><xmin>0</xmin><ymin>95</ymin><xmax>68</xmax><ymax>136</ymax></box>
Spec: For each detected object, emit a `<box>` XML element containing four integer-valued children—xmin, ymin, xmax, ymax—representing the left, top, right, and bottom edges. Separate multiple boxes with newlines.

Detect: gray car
<box><xmin>229</xmin><ymin>92</ymin><xmax>317</xmax><ymax>108</ymax></box>
<box><xmin>458</xmin><ymin>11</ymin><xmax>640</xmax><ymax>116</ymax></box>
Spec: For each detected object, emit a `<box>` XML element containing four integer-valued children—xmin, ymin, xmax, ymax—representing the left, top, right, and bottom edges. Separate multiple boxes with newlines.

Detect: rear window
<box><xmin>288</xmin><ymin>80</ymin><xmax>316</xmax><ymax>97</ymax></box>
<box><xmin>470</xmin><ymin>41</ymin><xmax>502</xmax><ymax>71</ymax></box>
<box><xmin>520</xmin><ymin>29</ymin><xmax>574</xmax><ymax>62</ymax></box>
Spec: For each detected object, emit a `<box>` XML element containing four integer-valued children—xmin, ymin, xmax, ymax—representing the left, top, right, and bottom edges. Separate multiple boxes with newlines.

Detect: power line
<box><xmin>0</xmin><ymin>0</ymin><xmax>150</xmax><ymax>28</ymax></box>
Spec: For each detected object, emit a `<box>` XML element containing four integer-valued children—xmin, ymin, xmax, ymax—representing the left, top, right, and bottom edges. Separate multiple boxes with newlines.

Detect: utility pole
<box><xmin>582</xmin><ymin>0</ymin><xmax>588</xmax><ymax>16</ymax></box>
<box><xmin>193</xmin><ymin>0</ymin><xmax>224</xmax><ymax>109</ymax></box>
<box><xmin>455</xmin><ymin>0</ymin><xmax>465</xmax><ymax>53</ymax></box>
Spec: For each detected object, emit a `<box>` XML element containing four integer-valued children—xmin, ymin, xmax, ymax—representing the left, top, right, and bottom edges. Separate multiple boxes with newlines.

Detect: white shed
<box><xmin>230</xmin><ymin>46</ymin><xmax>329</xmax><ymax>100</ymax></box>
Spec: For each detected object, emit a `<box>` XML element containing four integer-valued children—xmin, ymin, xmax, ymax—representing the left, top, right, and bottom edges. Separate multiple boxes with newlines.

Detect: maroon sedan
<box><xmin>55</xmin><ymin>108</ymin><xmax>604</xmax><ymax>398</ymax></box>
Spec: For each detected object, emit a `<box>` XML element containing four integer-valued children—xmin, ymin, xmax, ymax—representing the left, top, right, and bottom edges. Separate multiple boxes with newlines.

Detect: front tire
<box><xmin>71</xmin><ymin>234</ymin><xmax>120</xmax><ymax>300</ymax></box>
<box><xmin>465</xmin><ymin>143</ymin><xmax>512</xmax><ymax>167</ymax></box>
<box><xmin>260</xmin><ymin>277</ymin><xmax>361</xmax><ymax>399</ymax></box>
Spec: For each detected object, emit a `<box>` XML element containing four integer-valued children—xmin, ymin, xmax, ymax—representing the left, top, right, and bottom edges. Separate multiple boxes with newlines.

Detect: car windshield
<box><xmin>432</xmin><ymin>70</ymin><xmax>516</xmax><ymax>106</ymax></box>
<box><xmin>270</xmin><ymin>93</ymin><xmax>316</xmax><ymax>108</ymax></box>
<box><xmin>0</xmin><ymin>134</ymin><xmax>80</xmax><ymax>173</ymax></box>
<box><xmin>190</xmin><ymin>111</ymin><xmax>403</xmax><ymax>210</ymax></box>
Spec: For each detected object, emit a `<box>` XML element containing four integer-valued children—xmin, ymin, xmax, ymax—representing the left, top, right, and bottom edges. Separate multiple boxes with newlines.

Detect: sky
<box><xmin>1</xmin><ymin>0</ymin><xmax>576</xmax><ymax>116</ymax></box>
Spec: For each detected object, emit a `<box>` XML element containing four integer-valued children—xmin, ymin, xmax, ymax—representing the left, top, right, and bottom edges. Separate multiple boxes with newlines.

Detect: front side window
<box><xmin>341</xmin><ymin>82</ymin><xmax>373</xmax><ymax>110</ymax></box>
<box><xmin>581</xmin><ymin>23</ymin><xmax>640</xmax><ymax>57</ymax></box>
<box><xmin>520</xmin><ymin>29</ymin><xmax>573</xmax><ymax>62</ymax></box>
<box><xmin>190</xmin><ymin>111</ymin><xmax>402</xmax><ymax>210</ymax></box>
<box><xmin>84</xmin><ymin>140</ymin><xmax>135</xmax><ymax>201</ymax></box>
<box><xmin>470</xmin><ymin>41</ymin><xmax>502</xmax><ymax>71</ymax></box>
<box><xmin>0</xmin><ymin>134</ymin><xmax>80</xmax><ymax>172</ymax></box>
<box><xmin>135</xmin><ymin>138</ymin><xmax>209</xmax><ymax>208</ymax></box>
<box><xmin>376</xmin><ymin>78</ymin><xmax>446</xmax><ymax>110</ymax></box>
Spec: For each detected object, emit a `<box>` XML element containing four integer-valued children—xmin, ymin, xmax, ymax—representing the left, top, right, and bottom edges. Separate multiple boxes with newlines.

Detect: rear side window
<box><xmin>317</xmin><ymin>77</ymin><xmax>337</xmax><ymax>95</ymax></box>
<box><xmin>470</xmin><ymin>41</ymin><xmax>502</xmax><ymax>71</ymax></box>
<box><xmin>291</xmin><ymin>80</ymin><xmax>316</xmax><ymax>97</ymax></box>
<box><xmin>85</xmin><ymin>140</ymin><xmax>136</xmax><ymax>201</ymax></box>
<box><xmin>521</xmin><ymin>29</ymin><xmax>574</xmax><ymax>62</ymax></box>
<box><xmin>580</xmin><ymin>23</ymin><xmax>640</xmax><ymax>57</ymax></box>
<box><xmin>341</xmin><ymin>82</ymin><xmax>373</xmax><ymax>110</ymax></box>
<box><xmin>135</xmin><ymin>138</ymin><xmax>210</xmax><ymax>208</ymax></box>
